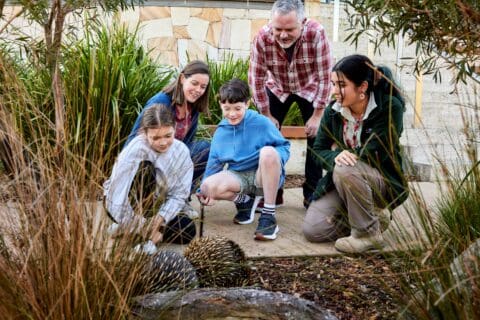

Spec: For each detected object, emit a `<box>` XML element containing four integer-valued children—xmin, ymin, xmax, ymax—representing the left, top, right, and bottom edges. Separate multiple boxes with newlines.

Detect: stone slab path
<box><xmin>186</xmin><ymin>182</ymin><xmax>443</xmax><ymax>258</ymax></box>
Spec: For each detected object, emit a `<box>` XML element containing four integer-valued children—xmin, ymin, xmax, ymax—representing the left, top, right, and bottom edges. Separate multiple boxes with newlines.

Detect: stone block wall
<box><xmin>119</xmin><ymin>1</ymin><xmax>478</xmax><ymax>176</ymax></box>
<box><xmin>118</xmin><ymin>1</ymin><xmax>348</xmax><ymax>66</ymax></box>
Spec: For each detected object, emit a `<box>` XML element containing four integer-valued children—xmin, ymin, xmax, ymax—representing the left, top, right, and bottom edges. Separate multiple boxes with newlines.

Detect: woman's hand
<box><xmin>334</xmin><ymin>150</ymin><xmax>358</xmax><ymax>167</ymax></box>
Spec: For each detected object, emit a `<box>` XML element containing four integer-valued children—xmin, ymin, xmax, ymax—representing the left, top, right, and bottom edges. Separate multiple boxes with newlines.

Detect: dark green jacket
<box><xmin>312</xmin><ymin>90</ymin><xmax>409</xmax><ymax>210</ymax></box>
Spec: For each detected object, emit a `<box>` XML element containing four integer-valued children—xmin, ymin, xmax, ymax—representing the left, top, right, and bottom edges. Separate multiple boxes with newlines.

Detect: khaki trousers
<box><xmin>303</xmin><ymin>161</ymin><xmax>388</xmax><ymax>243</ymax></box>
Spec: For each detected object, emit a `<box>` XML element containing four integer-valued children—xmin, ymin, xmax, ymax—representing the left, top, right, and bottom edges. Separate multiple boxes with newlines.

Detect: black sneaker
<box><xmin>233</xmin><ymin>197</ymin><xmax>255</xmax><ymax>225</ymax></box>
<box><xmin>254</xmin><ymin>213</ymin><xmax>279</xmax><ymax>240</ymax></box>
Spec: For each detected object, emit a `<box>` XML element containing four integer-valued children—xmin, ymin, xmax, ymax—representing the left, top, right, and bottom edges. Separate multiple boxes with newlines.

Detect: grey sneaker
<box><xmin>254</xmin><ymin>213</ymin><xmax>279</xmax><ymax>241</ymax></box>
<box><xmin>234</xmin><ymin>198</ymin><xmax>255</xmax><ymax>224</ymax></box>
<box><xmin>334</xmin><ymin>231</ymin><xmax>385</xmax><ymax>253</ymax></box>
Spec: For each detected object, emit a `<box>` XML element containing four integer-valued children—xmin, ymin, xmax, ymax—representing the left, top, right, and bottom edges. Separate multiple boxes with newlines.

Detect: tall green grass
<box><xmin>63</xmin><ymin>22</ymin><xmax>174</xmax><ymax>182</ymax></box>
<box><xmin>203</xmin><ymin>54</ymin><xmax>250</xmax><ymax>125</ymax></box>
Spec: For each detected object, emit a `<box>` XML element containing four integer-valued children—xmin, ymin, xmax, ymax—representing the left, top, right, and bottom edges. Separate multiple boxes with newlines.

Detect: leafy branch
<box><xmin>345</xmin><ymin>0</ymin><xmax>480</xmax><ymax>85</ymax></box>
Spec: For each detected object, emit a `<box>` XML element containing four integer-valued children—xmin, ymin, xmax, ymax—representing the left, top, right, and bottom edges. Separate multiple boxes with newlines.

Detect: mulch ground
<box><xmin>247</xmin><ymin>254</ymin><xmax>405</xmax><ymax>319</ymax></box>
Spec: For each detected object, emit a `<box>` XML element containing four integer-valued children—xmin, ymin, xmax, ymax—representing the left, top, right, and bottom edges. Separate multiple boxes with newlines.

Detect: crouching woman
<box><xmin>104</xmin><ymin>104</ymin><xmax>196</xmax><ymax>250</ymax></box>
<box><xmin>303</xmin><ymin>54</ymin><xmax>409</xmax><ymax>253</ymax></box>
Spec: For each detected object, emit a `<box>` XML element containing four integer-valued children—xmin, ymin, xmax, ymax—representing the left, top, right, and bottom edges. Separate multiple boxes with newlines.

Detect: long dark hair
<box><xmin>332</xmin><ymin>54</ymin><xmax>405</xmax><ymax>107</ymax></box>
<box><xmin>163</xmin><ymin>60</ymin><xmax>210</xmax><ymax>114</ymax></box>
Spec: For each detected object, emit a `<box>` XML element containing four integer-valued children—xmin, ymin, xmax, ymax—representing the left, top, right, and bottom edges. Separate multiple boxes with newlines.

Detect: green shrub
<box><xmin>63</xmin><ymin>22</ymin><xmax>174</xmax><ymax>180</ymax></box>
<box><xmin>203</xmin><ymin>54</ymin><xmax>250</xmax><ymax>125</ymax></box>
<box><xmin>202</xmin><ymin>54</ymin><xmax>305</xmax><ymax>127</ymax></box>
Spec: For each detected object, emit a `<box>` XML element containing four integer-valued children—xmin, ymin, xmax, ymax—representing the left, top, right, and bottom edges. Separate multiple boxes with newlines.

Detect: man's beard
<box><xmin>276</xmin><ymin>35</ymin><xmax>299</xmax><ymax>49</ymax></box>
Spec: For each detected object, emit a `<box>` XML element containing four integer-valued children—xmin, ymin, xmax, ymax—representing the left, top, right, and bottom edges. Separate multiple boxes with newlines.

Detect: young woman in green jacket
<box><xmin>302</xmin><ymin>54</ymin><xmax>409</xmax><ymax>253</ymax></box>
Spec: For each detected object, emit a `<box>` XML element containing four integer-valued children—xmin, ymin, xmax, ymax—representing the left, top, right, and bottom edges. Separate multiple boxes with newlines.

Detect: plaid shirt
<box><xmin>249</xmin><ymin>20</ymin><xmax>332</xmax><ymax>112</ymax></box>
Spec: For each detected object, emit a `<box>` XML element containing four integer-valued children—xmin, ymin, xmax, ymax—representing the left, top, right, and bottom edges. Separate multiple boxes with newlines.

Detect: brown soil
<box><xmin>247</xmin><ymin>254</ymin><xmax>404</xmax><ymax>319</ymax></box>
<box><xmin>283</xmin><ymin>174</ymin><xmax>305</xmax><ymax>189</ymax></box>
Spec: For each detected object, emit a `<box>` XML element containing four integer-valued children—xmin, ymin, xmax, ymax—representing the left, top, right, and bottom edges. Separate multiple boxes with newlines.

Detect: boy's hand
<box><xmin>196</xmin><ymin>189</ymin><xmax>215</xmax><ymax>206</ymax></box>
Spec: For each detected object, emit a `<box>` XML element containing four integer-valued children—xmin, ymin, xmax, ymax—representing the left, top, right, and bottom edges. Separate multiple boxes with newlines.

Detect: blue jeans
<box><xmin>187</xmin><ymin>139</ymin><xmax>210</xmax><ymax>190</ymax></box>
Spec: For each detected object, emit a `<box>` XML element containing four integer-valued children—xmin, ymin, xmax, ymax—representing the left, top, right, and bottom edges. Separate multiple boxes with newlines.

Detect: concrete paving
<box><xmin>186</xmin><ymin>182</ymin><xmax>444</xmax><ymax>258</ymax></box>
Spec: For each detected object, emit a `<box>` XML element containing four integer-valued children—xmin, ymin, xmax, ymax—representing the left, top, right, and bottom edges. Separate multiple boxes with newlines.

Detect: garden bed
<box><xmin>249</xmin><ymin>174</ymin><xmax>406</xmax><ymax>319</ymax></box>
<box><xmin>248</xmin><ymin>254</ymin><xmax>405</xmax><ymax>319</ymax></box>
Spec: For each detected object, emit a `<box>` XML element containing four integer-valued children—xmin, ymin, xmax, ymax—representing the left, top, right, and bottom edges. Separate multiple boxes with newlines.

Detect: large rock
<box><xmin>132</xmin><ymin>287</ymin><xmax>337</xmax><ymax>320</ymax></box>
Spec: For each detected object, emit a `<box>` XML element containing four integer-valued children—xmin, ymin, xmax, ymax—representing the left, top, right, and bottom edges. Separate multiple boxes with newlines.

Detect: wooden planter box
<box><xmin>280</xmin><ymin>126</ymin><xmax>306</xmax><ymax>139</ymax></box>
<box><xmin>202</xmin><ymin>125</ymin><xmax>306</xmax><ymax>139</ymax></box>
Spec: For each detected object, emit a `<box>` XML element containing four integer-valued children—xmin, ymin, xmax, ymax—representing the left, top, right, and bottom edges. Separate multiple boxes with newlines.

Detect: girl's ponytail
<box><xmin>374</xmin><ymin>66</ymin><xmax>405</xmax><ymax>108</ymax></box>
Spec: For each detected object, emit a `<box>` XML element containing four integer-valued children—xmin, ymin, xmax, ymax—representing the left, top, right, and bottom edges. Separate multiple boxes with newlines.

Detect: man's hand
<box><xmin>305</xmin><ymin>108</ymin><xmax>324</xmax><ymax>138</ymax></box>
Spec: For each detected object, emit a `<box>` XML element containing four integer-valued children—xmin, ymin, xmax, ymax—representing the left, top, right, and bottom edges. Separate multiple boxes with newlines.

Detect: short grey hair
<box><xmin>271</xmin><ymin>0</ymin><xmax>305</xmax><ymax>22</ymax></box>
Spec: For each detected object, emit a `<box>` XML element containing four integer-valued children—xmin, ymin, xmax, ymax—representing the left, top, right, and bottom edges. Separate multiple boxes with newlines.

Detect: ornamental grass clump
<box><xmin>62</xmin><ymin>21</ymin><xmax>174</xmax><ymax>181</ymax></box>
<box><xmin>0</xmin><ymin>9</ymin><xmax>183</xmax><ymax>318</ymax></box>
<box><xmin>384</xmin><ymin>88</ymin><xmax>480</xmax><ymax>319</ymax></box>
<box><xmin>1</xmin><ymin>43</ymin><xmax>171</xmax><ymax>317</ymax></box>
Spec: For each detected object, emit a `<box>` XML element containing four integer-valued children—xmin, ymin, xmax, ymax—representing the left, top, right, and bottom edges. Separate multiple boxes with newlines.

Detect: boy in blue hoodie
<box><xmin>197</xmin><ymin>79</ymin><xmax>290</xmax><ymax>240</ymax></box>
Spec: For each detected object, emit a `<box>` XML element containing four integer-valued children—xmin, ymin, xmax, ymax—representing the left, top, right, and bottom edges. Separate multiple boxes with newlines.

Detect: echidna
<box><xmin>183</xmin><ymin>236</ymin><xmax>250</xmax><ymax>287</ymax></box>
<box><xmin>135</xmin><ymin>250</ymin><xmax>198</xmax><ymax>294</ymax></box>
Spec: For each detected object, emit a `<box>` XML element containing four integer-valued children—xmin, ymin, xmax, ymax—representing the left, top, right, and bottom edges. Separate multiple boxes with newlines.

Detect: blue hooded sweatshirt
<box><xmin>203</xmin><ymin>109</ymin><xmax>290</xmax><ymax>186</ymax></box>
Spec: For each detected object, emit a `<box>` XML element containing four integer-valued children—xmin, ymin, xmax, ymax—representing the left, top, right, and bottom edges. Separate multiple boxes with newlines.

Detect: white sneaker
<box><xmin>133</xmin><ymin>240</ymin><xmax>157</xmax><ymax>255</ymax></box>
<box><xmin>183</xmin><ymin>203</ymin><xmax>199</xmax><ymax>220</ymax></box>
<box><xmin>334</xmin><ymin>232</ymin><xmax>385</xmax><ymax>253</ymax></box>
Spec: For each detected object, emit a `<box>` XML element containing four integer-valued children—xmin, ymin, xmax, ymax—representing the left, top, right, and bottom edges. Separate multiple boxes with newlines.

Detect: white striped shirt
<box><xmin>103</xmin><ymin>135</ymin><xmax>193</xmax><ymax>225</ymax></box>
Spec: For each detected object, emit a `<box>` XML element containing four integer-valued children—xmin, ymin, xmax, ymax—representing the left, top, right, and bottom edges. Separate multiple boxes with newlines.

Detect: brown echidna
<box><xmin>183</xmin><ymin>236</ymin><xmax>250</xmax><ymax>287</ymax></box>
<box><xmin>135</xmin><ymin>250</ymin><xmax>198</xmax><ymax>294</ymax></box>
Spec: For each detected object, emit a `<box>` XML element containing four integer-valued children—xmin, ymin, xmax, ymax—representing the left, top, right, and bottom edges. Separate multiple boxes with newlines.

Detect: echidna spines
<box><xmin>183</xmin><ymin>236</ymin><xmax>250</xmax><ymax>287</ymax></box>
<box><xmin>135</xmin><ymin>250</ymin><xmax>198</xmax><ymax>294</ymax></box>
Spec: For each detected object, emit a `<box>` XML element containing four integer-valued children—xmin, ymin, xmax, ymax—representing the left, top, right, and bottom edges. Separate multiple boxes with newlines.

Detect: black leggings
<box><xmin>107</xmin><ymin>161</ymin><xmax>196</xmax><ymax>245</ymax></box>
<box><xmin>267</xmin><ymin>89</ymin><xmax>323</xmax><ymax>200</ymax></box>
